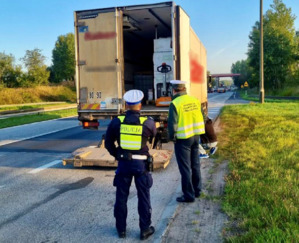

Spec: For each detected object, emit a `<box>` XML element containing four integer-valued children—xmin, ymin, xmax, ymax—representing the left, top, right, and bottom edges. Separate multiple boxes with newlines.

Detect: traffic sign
<box><xmin>244</xmin><ymin>81</ymin><xmax>249</xmax><ymax>87</ymax></box>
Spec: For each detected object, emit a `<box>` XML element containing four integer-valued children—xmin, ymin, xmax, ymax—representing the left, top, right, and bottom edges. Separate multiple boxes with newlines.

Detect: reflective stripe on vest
<box><xmin>118</xmin><ymin>116</ymin><xmax>147</xmax><ymax>150</ymax></box>
<box><xmin>172</xmin><ymin>95</ymin><xmax>205</xmax><ymax>139</ymax></box>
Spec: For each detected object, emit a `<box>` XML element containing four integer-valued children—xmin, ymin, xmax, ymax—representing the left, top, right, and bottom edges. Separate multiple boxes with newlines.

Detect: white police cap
<box><xmin>123</xmin><ymin>89</ymin><xmax>144</xmax><ymax>105</ymax></box>
<box><xmin>170</xmin><ymin>80</ymin><xmax>187</xmax><ymax>85</ymax></box>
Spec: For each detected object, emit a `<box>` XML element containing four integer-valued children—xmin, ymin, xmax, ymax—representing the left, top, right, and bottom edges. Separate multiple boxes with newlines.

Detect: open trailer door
<box><xmin>75</xmin><ymin>8</ymin><xmax>124</xmax><ymax>113</ymax></box>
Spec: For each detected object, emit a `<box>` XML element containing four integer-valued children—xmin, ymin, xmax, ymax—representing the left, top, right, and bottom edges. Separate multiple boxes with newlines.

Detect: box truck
<box><xmin>63</xmin><ymin>2</ymin><xmax>207</xmax><ymax>168</ymax></box>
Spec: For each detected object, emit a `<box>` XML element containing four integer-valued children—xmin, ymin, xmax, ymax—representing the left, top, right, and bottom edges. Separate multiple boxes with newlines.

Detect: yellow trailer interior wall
<box><xmin>189</xmin><ymin>27</ymin><xmax>207</xmax><ymax>104</ymax></box>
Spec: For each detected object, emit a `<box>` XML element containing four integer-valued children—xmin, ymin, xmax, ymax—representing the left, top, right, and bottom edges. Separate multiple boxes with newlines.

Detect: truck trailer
<box><xmin>63</xmin><ymin>2</ymin><xmax>207</xmax><ymax>168</ymax></box>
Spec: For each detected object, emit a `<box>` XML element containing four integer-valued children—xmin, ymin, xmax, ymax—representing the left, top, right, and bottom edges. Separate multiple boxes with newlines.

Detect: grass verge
<box><xmin>241</xmin><ymin>93</ymin><xmax>299</xmax><ymax>103</ymax></box>
<box><xmin>0</xmin><ymin>109</ymin><xmax>77</xmax><ymax>129</ymax></box>
<box><xmin>218</xmin><ymin>102</ymin><xmax>299</xmax><ymax>242</ymax></box>
<box><xmin>0</xmin><ymin>102</ymin><xmax>75</xmax><ymax>112</ymax></box>
<box><xmin>0</xmin><ymin>85</ymin><xmax>76</xmax><ymax>105</ymax></box>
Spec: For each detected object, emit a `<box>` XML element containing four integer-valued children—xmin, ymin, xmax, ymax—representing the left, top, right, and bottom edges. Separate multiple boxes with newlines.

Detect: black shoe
<box><xmin>118</xmin><ymin>231</ymin><xmax>126</xmax><ymax>238</ymax></box>
<box><xmin>176</xmin><ymin>195</ymin><xmax>195</xmax><ymax>203</ymax></box>
<box><xmin>195</xmin><ymin>192</ymin><xmax>201</xmax><ymax>198</ymax></box>
<box><xmin>140</xmin><ymin>226</ymin><xmax>155</xmax><ymax>240</ymax></box>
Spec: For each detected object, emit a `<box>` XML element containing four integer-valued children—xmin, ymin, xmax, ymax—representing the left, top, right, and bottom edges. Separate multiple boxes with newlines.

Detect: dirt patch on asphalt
<box><xmin>161</xmin><ymin>118</ymin><xmax>229</xmax><ymax>243</ymax></box>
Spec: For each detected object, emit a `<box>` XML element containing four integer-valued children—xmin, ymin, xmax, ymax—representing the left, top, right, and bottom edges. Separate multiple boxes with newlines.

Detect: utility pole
<box><xmin>259</xmin><ymin>0</ymin><xmax>265</xmax><ymax>103</ymax></box>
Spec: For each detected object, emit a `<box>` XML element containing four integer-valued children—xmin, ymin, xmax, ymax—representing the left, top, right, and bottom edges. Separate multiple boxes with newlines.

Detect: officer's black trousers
<box><xmin>174</xmin><ymin>135</ymin><xmax>202</xmax><ymax>200</ymax></box>
<box><xmin>113</xmin><ymin>160</ymin><xmax>153</xmax><ymax>232</ymax></box>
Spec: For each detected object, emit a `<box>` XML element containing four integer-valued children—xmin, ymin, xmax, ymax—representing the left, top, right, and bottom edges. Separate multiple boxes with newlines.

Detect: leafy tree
<box><xmin>231</xmin><ymin>59</ymin><xmax>252</xmax><ymax>88</ymax></box>
<box><xmin>0</xmin><ymin>52</ymin><xmax>14</xmax><ymax>85</ymax></box>
<box><xmin>3</xmin><ymin>66</ymin><xmax>25</xmax><ymax>88</ymax></box>
<box><xmin>247</xmin><ymin>0</ymin><xmax>297</xmax><ymax>90</ymax></box>
<box><xmin>21</xmin><ymin>48</ymin><xmax>49</xmax><ymax>86</ymax></box>
<box><xmin>0</xmin><ymin>52</ymin><xmax>25</xmax><ymax>87</ymax></box>
<box><xmin>51</xmin><ymin>33</ymin><xmax>75</xmax><ymax>83</ymax></box>
<box><xmin>290</xmin><ymin>31</ymin><xmax>299</xmax><ymax>85</ymax></box>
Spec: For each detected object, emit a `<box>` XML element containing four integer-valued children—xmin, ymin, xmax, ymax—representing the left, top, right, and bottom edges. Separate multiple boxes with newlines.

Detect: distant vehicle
<box><xmin>217</xmin><ymin>86</ymin><xmax>226</xmax><ymax>93</ymax></box>
<box><xmin>208</xmin><ymin>87</ymin><xmax>214</xmax><ymax>93</ymax></box>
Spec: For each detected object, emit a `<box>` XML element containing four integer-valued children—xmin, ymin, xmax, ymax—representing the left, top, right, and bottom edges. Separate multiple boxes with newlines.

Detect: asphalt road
<box><xmin>0</xmin><ymin>92</ymin><xmax>239</xmax><ymax>242</ymax></box>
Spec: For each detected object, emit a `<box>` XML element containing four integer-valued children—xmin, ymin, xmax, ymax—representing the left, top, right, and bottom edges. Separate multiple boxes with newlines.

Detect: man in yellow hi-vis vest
<box><xmin>167</xmin><ymin>80</ymin><xmax>205</xmax><ymax>203</ymax></box>
<box><xmin>105</xmin><ymin>90</ymin><xmax>156</xmax><ymax>240</ymax></box>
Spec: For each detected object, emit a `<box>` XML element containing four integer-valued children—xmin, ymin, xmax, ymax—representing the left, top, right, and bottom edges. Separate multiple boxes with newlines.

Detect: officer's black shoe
<box><xmin>140</xmin><ymin>226</ymin><xmax>155</xmax><ymax>240</ymax></box>
<box><xmin>118</xmin><ymin>231</ymin><xmax>126</xmax><ymax>238</ymax></box>
<box><xmin>176</xmin><ymin>195</ymin><xmax>195</xmax><ymax>203</ymax></box>
<box><xmin>195</xmin><ymin>192</ymin><xmax>201</xmax><ymax>198</ymax></box>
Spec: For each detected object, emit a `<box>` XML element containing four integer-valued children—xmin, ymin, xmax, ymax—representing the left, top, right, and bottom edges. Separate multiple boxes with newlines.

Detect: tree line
<box><xmin>231</xmin><ymin>0</ymin><xmax>298</xmax><ymax>90</ymax></box>
<box><xmin>0</xmin><ymin>33</ymin><xmax>75</xmax><ymax>88</ymax></box>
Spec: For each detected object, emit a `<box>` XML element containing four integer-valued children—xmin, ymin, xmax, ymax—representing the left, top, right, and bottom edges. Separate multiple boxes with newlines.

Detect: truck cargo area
<box><xmin>75</xmin><ymin>1</ymin><xmax>207</xmax><ymax>128</ymax></box>
<box><xmin>122</xmin><ymin>3</ymin><xmax>173</xmax><ymax>105</ymax></box>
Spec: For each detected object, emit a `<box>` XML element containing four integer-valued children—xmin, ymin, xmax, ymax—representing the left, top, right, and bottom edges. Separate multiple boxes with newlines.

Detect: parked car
<box><xmin>208</xmin><ymin>87</ymin><xmax>214</xmax><ymax>93</ymax></box>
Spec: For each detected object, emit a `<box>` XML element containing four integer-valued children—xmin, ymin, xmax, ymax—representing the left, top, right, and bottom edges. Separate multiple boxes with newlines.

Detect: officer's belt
<box><xmin>117</xmin><ymin>150</ymin><xmax>148</xmax><ymax>161</ymax></box>
<box><xmin>131</xmin><ymin>155</ymin><xmax>147</xmax><ymax>160</ymax></box>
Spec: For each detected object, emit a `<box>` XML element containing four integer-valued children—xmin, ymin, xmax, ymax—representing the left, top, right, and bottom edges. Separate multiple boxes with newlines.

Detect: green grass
<box><xmin>240</xmin><ymin>85</ymin><xmax>299</xmax><ymax>97</ymax></box>
<box><xmin>0</xmin><ymin>108</ymin><xmax>77</xmax><ymax>129</ymax></box>
<box><xmin>239</xmin><ymin>85</ymin><xmax>299</xmax><ymax>102</ymax></box>
<box><xmin>0</xmin><ymin>102</ymin><xmax>75</xmax><ymax>112</ymax></box>
<box><xmin>240</xmin><ymin>90</ymin><xmax>299</xmax><ymax>103</ymax></box>
<box><xmin>218</xmin><ymin>102</ymin><xmax>299</xmax><ymax>242</ymax></box>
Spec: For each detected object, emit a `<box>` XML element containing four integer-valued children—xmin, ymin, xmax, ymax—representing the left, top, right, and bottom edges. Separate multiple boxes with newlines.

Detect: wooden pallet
<box><xmin>63</xmin><ymin>147</ymin><xmax>173</xmax><ymax>170</ymax></box>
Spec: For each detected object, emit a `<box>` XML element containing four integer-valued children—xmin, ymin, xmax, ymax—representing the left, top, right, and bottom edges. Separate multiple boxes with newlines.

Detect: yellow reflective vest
<box><xmin>118</xmin><ymin>116</ymin><xmax>147</xmax><ymax>150</ymax></box>
<box><xmin>172</xmin><ymin>94</ymin><xmax>205</xmax><ymax>139</ymax></box>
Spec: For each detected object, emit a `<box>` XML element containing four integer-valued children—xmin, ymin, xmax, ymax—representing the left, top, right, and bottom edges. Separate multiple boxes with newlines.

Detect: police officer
<box><xmin>167</xmin><ymin>80</ymin><xmax>205</xmax><ymax>202</ymax></box>
<box><xmin>105</xmin><ymin>89</ymin><xmax>156</xmax><ymax>240</ymax></box>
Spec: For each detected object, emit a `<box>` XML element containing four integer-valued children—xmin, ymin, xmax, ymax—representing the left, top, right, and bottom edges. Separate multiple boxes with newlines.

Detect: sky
<box><xmin>1</xmin><ymin>0</ymin><xmax>298</xmax><ymax>74</ymax></box>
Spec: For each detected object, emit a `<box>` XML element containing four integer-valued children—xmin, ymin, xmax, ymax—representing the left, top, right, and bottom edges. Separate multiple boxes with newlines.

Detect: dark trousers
<box><xmin>113</xmin><ymin>159</ymin><xmax>153</xmax><ymax>232</ymax></box>
<box><xmin>174</xmin><ymin>135</ymin><xmax>201</xmax><ymax>200</ymax></box>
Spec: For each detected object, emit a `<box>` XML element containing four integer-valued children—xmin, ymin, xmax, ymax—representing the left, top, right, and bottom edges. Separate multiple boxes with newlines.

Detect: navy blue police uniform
<box><xmin>105</xmin><ymin>109</ymin><xmax>157</xmax><ymax>237</ymax></box>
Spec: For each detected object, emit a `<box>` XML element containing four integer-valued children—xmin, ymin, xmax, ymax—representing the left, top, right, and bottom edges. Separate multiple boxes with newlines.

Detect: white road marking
<box><xmin>0</xmin><ymin>185</ymin><xmax>5</xmax><ymax>189</ymax></box>
<box><xmin>28</xmin><ymin>160</ymin><xmax>62</xmax><ymax>174</ymax></box>
<box><xmin>0</xmin><ymin>127</ymin><xmax>78</xmax><ymax>147</ymax></box>
<box><xmin>0</xmin><ymin>117</ymin><xmax>78</xmax><ymax>147</ymax></box>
